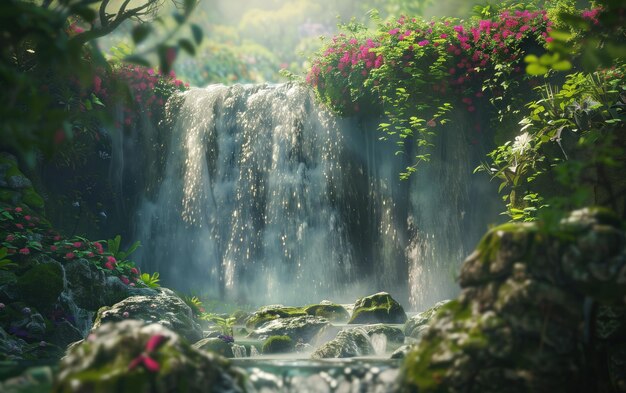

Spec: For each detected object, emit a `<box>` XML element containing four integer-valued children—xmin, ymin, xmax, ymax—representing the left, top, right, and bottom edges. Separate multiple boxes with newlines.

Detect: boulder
<box><xmin>16</xmin><ymin>261</ymin><xmax>64</xmax><ymax>310</ymax></box>
<box><xmin>399</xmin><ymin>208</ymin><xmax>626</xmax><ymax>393</ymax></box>
<box><xmin>262</xmin><ymin>335</ymin><xmax>294</xmax><ymax>354</ymax></box>
<box><xmin>53</xmin><ymin>320</ymin><xmax>247</xmax><ymax>393</ymax></box>
<box><xmin>362</xmin><ymin>324</ymin><xmax>405</xmax><ymax>344</ymax></box>
<box><xmin>250</xmin><ymin>315</ymin><xmax>330</xmax><ymax>343</ymax></box>
<box><xmin>92</xmin><ymin>288</ymin><xmax>202</xmax><ymax>342</ymax></box>
<box><xmin>193</xmin><ymin>337</ymin><xmax>234</xmax><ymax>358</ymax></box>
<box><xmin>311</xmin><ymin>328</ymin><xmax>374</xmax><ymax>359</ymax></box>
<box><xmin>245</xmin><ymin>305</ymin><xmax>308</xmax><ymax>329</ymax></box>
<box><xmin>304</xmin><ymin>302</ymin><xmax>350</xmax><ymax>322</ymax></box>
<box><xmin>404</xmin><ymin>300</ymin><xmax>450</xmax><ymax>340</ymax></box>
<box><xmin>0</xmin><ymin>326</ymin><xmax>28</xmax><ymax>361</ymax></box>
<box><xmin>348</xmin><ymin>292</ymin><xmax>407</xmax><ymax>324</ymax></box>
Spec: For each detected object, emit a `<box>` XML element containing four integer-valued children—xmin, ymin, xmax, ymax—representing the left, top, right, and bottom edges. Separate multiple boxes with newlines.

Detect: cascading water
<box><xmin>134</xmin><ymin>83</ymin><xmax>498</xmax><ymax>309</ymax></box>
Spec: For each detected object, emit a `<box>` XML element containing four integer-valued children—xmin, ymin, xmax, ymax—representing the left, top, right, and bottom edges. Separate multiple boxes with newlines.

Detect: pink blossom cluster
<box><xmin>306</xmin><ymin>35</ymin><xmax>382</xmax><ymax>91</ymax></box>
<box><xmin>108</xmin><ymin>65</ymin><xmax>189</xmax><ymax>128</ymax></box>
<box><xmin>1</xmin><ymin>206</ymin><xmax>143</xmax><ymax>287</ymax></box>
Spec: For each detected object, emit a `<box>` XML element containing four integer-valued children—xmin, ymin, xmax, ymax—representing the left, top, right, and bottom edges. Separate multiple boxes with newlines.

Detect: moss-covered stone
<box><xmin>251</xmin><ymin>315</ymin><xmax>330</xmax><ymax>343</ymax></box>
<box><xmin>404</xmin><ymin>300</ymin><xmax>450</xmax><ymax>340</ymax></box>
<box><xmin>92</xmin><ymin>288</ymin><xmax>203</xmax><ymax>342</ymax></box>
<box><xmin>245</xmin><ymin>305</ymin><xmax>308</xmax><ymax>329</ymax></box>
<box><xmin>193</xmin><ymin>337</ymin><xmax>234</xmax><ymax>358</ymax></box>
<box><xmin>53</xmin><ymin>320</ymin><xmax>247</xmax><ymax>393</ymax></box>
<box><xmin>262</xmin><ymin>335</ymin><xmax>294</xmax><ymax>354</ymax></box>
<box><xmin>304</xmin><ymin>302</ymin><xmax>350</xmax><ymax>322</ymax></box>
<box><xmin>0</xmin><ymin>153</ymin><xmax>44</xmax><ymax>211</ymax></box>
<box><xmin>16</xmin><ymin>262</ymin><xmax>63</xmax><ymax>310</ymax></box>
<box><xmin>399</xmin><ymin>208</ymin><xmax>626</xmax><ymax>393</ymax></box>
<box><xmin>348</xmin><ymin>292</ymin><xmax>407</xmax><ymax>324</ymax></box>
<box><xmin>311</xmin><ymin>328</ymin><xmax>374</xmax><ymax>359</ymax></box>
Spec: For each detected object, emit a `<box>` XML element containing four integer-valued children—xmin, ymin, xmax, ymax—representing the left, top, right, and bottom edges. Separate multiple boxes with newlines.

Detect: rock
<box><xmin>404</xmin><ymin>300</ymin><xmax>450</xmax><ymax>340</ymax></box>
<box><xmin>9</xmin><ymin>311</ymin><xmax>46</xmax><ymax>341</ymax></box>
<box><xmin>304</xmin><ymin>302</ymin><xmax>350</xmax><ymax>322</ymax></box>
<box><xmin>311</xmin><ymin>328</ymin><xmax>374</xmax><ymax>359</ymax></box>
<box><xmin>399</xmin><ymin>208</ymin><xmax>626</xmax><ymax>393</ymax></box>
<box><xmin>245</xmin><ymin>305</ymin><xmax>308</xmax><ymax>329</ymax></box>
<box><xmin>262</xmin><ymin>335</ymin><xmax>294</xmax><ymax>354</ymax></box>
<box><xmin>7</xmin><ymin>175</ymin><xmax>32</xmax><ymax>189</ymax></box>
<box><xmin>391</xmin><ymin>344</ymin><xmax>415</xmax><ymax>359</ymax></box>
<box><xmin>91</xmin><ymin>288</ymin><xmax>202</xmax><ymax>342</ymax></box>
<box><xmin>16</xmin><ymin>261</ymin><xmax>64</xmax><ymax>310</ymax></box>
<box><xmin>48</xmin><ymin>320</ymin><xmax>83</xmax><ymax>348</ymax></box>
<box><xmin>0</xmin><ymin>326</ymin><xmax>28</xmax><ymax>361</ymax></box>
<box><xmin>362</xmin><ymin>324</ymin><xmax>405</xmax><ymax>344</ymax></box>
<box><xmin>348</xmin><ymin>292</ymin><xmax>407</xmax><ymax>324</ymax></box>
<box><xmin>231</xmin><ymin>309</ymin><xmax>251</xmax><ymax>325</ymax></box>
<box><xmin>53</xmin><ymin>320</ymin><xmax>247</xmax><ymax>393</ymax></box>
<box><xmin>0</xmin><ymin>366</ymin><xmax>55</xmax><ymax>393</ymax></box>
<box><xmin>193</xmin><ymin>337</ymin><xmax>234</xmax><ymax>358</ymax></box>
<box><xmin>251</xmin><ymin>315</ymin><xmax>330</xmax><ymax>343</ymax></box>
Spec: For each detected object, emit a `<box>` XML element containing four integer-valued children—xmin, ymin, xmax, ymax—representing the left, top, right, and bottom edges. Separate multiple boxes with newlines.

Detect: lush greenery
<box><xmin>306</xmin><ymin>0</ymin><xmax>625</xmax><ymax>218</ymax></box>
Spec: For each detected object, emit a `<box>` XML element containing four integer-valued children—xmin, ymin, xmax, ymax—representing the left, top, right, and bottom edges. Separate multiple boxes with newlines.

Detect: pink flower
<box><xmin>107</xmin><ymin>256</ymin><xmax>117</xmax><ymax>265</ymax></box>
<box><xmin>417</xmin><ymin>40</ymin><xmax>429</xmax><ymax>47</ymax></box>
<box><xmin>120</xmin><ymin>276</ymin><xmax>130</xmax><ymax>285</ymax></box>
<box><xmin>87</xmin><ymin>252</ymin><xmax>95</xmax><ymax>257</ymax></box>
<box><xmin>440</xmin><ymin>33</ymin><xmax>448</xmax><ymax>39</ymax></box>
<box><xmin>54</xmin><ymin>235</ymin><xmax>62</xmax><ymax>241</ymax></box>
<box><xmin>93</xmin><ymin>76</ymin><xmax>102</xmax><ymax>93</ymax></box>
<box><xmin>15</xmin><ymin>224</ymin><xmax>23</xmax><ymax>230</ymax></box>
<box><xmin>24</xmin><ymin>215</ymin><xmax>31</xmax><ymax>221</ymax></box>
<box><xmin>65</xmin><ymin>252</ymin><xmax>75</xmax><ymax>260</ymax></box>
<box><xmin>427</xmin><ymin>119</ymin><xmax>437</xmax><ymax>127</ymax></box>
<box><xmin>94</xmin><ymin>242</ymin><xmax>104</xmax><ymax>254</ymax></box>
<box><xmin>19</xmin><ymin>248</ymin><xmax>30</xmax><ymax>255</ymax></box>
<box><xmin>104</xmin><ymin>261</ymin><xmax>115</xmax><ymax>270</ymax></box>
<box><xmin>131</xmin><ymin>267</ymin><xmax>140</xmax><ymax>275</ymax></box>
<box><xmin>15</xmin><ymin>207</ymin><xmax>22</xmax><ymax>213</ymax></box>
<box><xmin>388</xmin><ymin>28</ymin><xmax>400</xmax><ymax>35</ymax></box>
<box><xmin>5</xmin><ymin>234</ymin><xmax>14</xmax><ymax>242</ymax></box>
<box><xmin>73</xmin><ymin>242</ymin><xmax>82</xmax><ymax>248</ymax></box>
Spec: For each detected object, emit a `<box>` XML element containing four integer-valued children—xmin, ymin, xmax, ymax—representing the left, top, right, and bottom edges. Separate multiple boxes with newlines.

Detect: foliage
<box><xmin>139</xmin><ymin>272</ymin><xmax>161</xmax><ymax>289</ymax></box>
<box><xmin>0</xmin><ymin>204</ymin><xmax>149</xmax><ymax>287</ymax></box>
<box><xmin>476</xmin><ymin>65</ymin><xmax>626</xmax><ymax>221</ymax></box>
<box><xmin>307</xmin><ymin>5</ymin><xmax>555</xmax><ymax>178</ymax></box>
<box><xmin>200</xmin><ymin>313</ymin><xmax>235</xmax><ymax>336</ymax></box>
<box><xmin>0</xmin><ymin>247</ymin><xmax>18</xmax><ymax>270</ymax></box>
<box><xmin>0</xmin><ymin>0</ymin><xmax>200</xmax><ymax>166</ymax></box>
<box><xmin>182</xmin><ymin>295</ymin><xmax>206</xmax><ymax>316</ymax></box>
<box><xmin>106</xmin><ymin>234</ymin><xmax>140</xmax><ymax>262</ymax></box>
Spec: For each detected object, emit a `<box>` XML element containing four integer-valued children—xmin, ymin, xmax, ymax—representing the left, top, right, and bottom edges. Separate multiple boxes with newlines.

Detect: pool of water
<box><xmin>233</xmin><ymin>358</ymin><xmax>401</xmax><ymax>392</ymax></box>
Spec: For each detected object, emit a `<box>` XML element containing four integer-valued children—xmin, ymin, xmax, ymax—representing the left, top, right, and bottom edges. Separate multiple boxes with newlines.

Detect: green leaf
<box><xmin>191</xmin><ymin>24</ymin><xmax>203</xmax><ymax>45</ymax></box>
<box><xmin>123</xmin><ymin>55</ymin><xmax>151</xmax><ymax>67</ymax></box>
<box><xmin>524</xmin><ymin>54</ymin><xmax>539</xmax><ymax>63</ymax></box>
<box><xmin>132</xmin><ymin>24</ymin><xmax>152</xmax><ymax>44</ymax></box>
<box><xmin>552</xmin><ymin>60</ymin><xmax>572</xmax><ymax>71</ymax></box>
<box><xmin>526</xmin><ymin>63</ymin><xmax>548</xmax><ymax>76</ymax></box>
<box><xmin>178</xmin><ymin>38</ymin><xmax>196</xmax><ymax>56</ymax></box>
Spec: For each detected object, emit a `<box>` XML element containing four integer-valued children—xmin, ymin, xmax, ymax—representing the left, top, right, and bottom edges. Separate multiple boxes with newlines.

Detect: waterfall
<box><xmin>370</xmin><ymin>333</ymin><xmax>388</xmax><ymax>355</ymax></box>
<box><xmin>134</xmin><ymin>83</ymin><xmax>498</xmax><ymax>308</ymax></box>
<box><xmin>231</xmin><ymin>344</ymin><xmax>247</xmax><ymax>358</ymax></box>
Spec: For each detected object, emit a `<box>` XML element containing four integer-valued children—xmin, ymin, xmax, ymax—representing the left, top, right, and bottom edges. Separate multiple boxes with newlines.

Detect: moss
<box><xmin>22</xmin><ymin>188</ymin><xmax>44</xmax><ymax>209</ymax></box>
<box><xmin>0</xmin><ymin>189</ymin><xmax>19</xmax><ymax>204</ymax></box>
<box><xmin>399</xmin><ymin>336</ymin><xmax>448</xmax><ymax>392</ymax></box>
<box><xmin>262</xmin><ymin>335</ymin><xmax>294</xmax><ymax>354</ymax></box>
<box><xmin>304</xmin><ymin>303</ymin><xmax>349</xmax><ymax>322</ymax></box>
<box><xmin>245</xmin><ymin>306</ymin><xmax>307</xmax><ymax>329</ymax></box>
<box><xmin>348</xmin><ymin>292</ymin><xmax>407</xmax><ymax>324</ymax></box>
<box><xmin>192</xmin><ymin>338</ymin><xmax>234</xmax><ymax>358</ymax></box>
<box><xmin>16</xmin><ymin>263</ymin><xmax>64</xmax><ymax>310</ymax></box>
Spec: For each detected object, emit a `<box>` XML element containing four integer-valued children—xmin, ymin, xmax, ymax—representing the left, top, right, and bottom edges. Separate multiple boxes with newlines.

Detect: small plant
<box><xmin>140</xmin><ymin>272</ymin><xmax>161</xmax><ymax>288</ymax></box>
<box><xmin>0</xmin><ymin>247</ymin><xmax>17</xmax><ymax>270</ymax></box>
<box><xmin>106</xmin><ymin>235</ymin><xmax>140</xmax><ymax>261</ymax></box>
<box><xmin>200</xmin><ymin>313</ymin><xmax>235</xmax><ymax>336</ymax></box>
<box><xmin>182</xmin><ymin>295</ymin><xmax>205</xmax><ymax>315</ymax></box>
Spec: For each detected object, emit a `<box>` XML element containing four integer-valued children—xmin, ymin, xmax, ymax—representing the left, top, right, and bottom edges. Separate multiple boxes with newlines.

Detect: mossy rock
<box><xmin>16</xmin><ymin>262</ymin><xmax>64</xmax><ymax>310</ymax></box>
<box><xmin>304</xmin><ymin>303</ymin><xmax>350</xmax><ymax>322</ymax></box>
<box><xmin>404</xmin><ymin>300</ymin><xmax>450</xmax><ymax>340</ymax></box>
<box><xmin>0</xmin><ymin>189</ymin><xmax>20</xmax><ymax>205</ymax></box>
<box><xmin>245</xmin><ymin>305</ymin><xmax>307</xmax><ymax>329</ymax></box>
<box><xmin>262</xmin><ymin>335</ymin><xmax>294</xmax><ymax>354</ymax></box>
<box><xmin>21</xmin><ymin>189</ymin><xmax>44</xmax><ymax>209</ymax></box>
<box><xmin>53</xmin><ymin>320</ymin><xmax>247</xmax><ymax>393</ymax></box>
<box><xmin>348</xmin><ymin>292</ymin><xmax>407</xmax><ymax>324</ymax></box>
<box><xmin>193</xmin><ymin>338</ymin><xmax>234</xmax><ymax>358</ymax></box>
<box><xmin>311</xmin><ymin>328</ymin><xmax>374</xmax><ymax>359</ymax></box>
<box><xmin>231</xmin><ymin>309</ymin><xmax>250</xmax><ymax>325</ymax></box>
